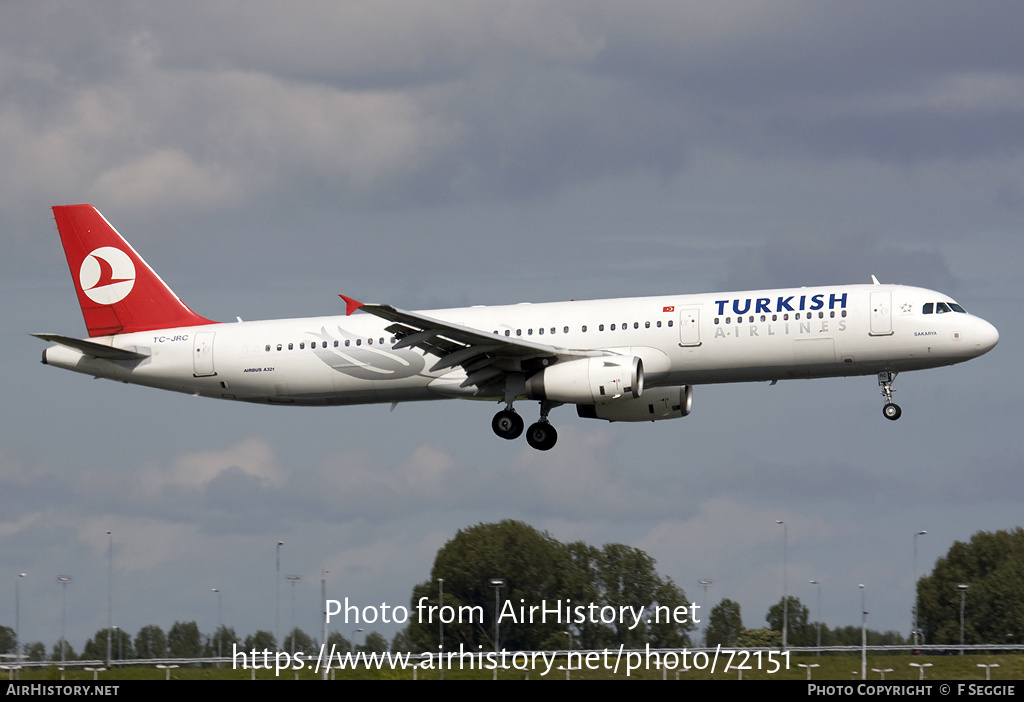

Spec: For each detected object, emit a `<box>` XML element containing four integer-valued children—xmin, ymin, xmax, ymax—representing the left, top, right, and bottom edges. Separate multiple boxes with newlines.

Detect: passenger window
<box><xmin>265</xmin><ymin>345</ymin><xmax>271</xmax><ymax>352</ymax></box>
<box><xmin>563</xmin><ymin>326</ymin><xmax>569</xmax><ymax>334</ymax></box>
<box><xmin>277</xmin><ymin>344</ymin><xmax>282</xmax><ymax>351</ymax></box>
<box><xmin>288</xmin><ymin>343</ymin><xmax>293</xmax><ymax>350</ymax></box>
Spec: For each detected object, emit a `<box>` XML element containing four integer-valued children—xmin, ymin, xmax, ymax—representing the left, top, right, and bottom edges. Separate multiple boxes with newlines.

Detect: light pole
<box><xmin>490</xmin><ymin>578</ymin><xmax>506</xmax><ymax>680</ymax></box>
<box><xmin>15</xmin><ymin>573</ymin><xmax>26</xmax><ymax>671</ymax></box>
<box><xmin>872</xmin><ymin>667</ymin><xmax>893</xmax><ymax>680</ymax></box>
<box><xmin>977</xmin><ymin>663</ymin><xmax>999</xmax><ymax>680</ymax></box>
<box><xmin>275</xmin><ymin>541</ymin><xmax>283</xmax><ymax>645</ymax></box>
<box><xmin>798</xmin><ymin>662</ymin><xmax>819</xmax><ymax>679</ymax></box>
<box><xmin>57</xmin><ymin>576</ymin><xmax>71</xmax><ymax>674</ymax></box>
<box><xmin>776</xmin><ymin>520</ymin><xmax>788</xmax><ymax>648</ymax></box>
<box><xmin>287</xmin><ymin>575</ymin><xmax>300</xmax><ymax>654</ymax></box>
<box><xmin>958</xmin><ymin>583</ymin><xmax>969</xmax><ymax>653</ymax></box>
<box><xmin>211</xmin><ymin>589</ymin><xmax>222</xmax><ymax>657</ymax></box>
<box><xmin>913</xmin><ymin>530</ymin><xmax>926</xmax><ymax>646</ymax></box>
<box><xmin>106</xmin><ymin>531</ymin><xmax>113</xmax><ymax>667</ymax></box>
<box><xmin>809</xmin><ymin>580</ymin><xmax>822</xmax><ymax>652</ymax></box>
<box><xmin>909</xmin><ymin>662</ymin><xmax>932</xmax><ymax>680</ymax></box>
<box><xmin>859</xmin><ymin>584</ymin><xmax>867</xmax><ymax>681</ymax></box>
<box><xmin>320</xmin><ymin>569</ymin><xmax>329</xmax><ymax>681</ymax></box>
<box><xmin>438</xmin><ymin>578</ymin><xmax>444</xmax><ymax>681</ymax></box>
<box><xmin>565</xmin><ymin>630</ymin><xmax>573</xmax><ymax>680</ymax></box>
<box><xmin>698</xmin><ymin>579</ymin><xmax>712</xmax><ymax>646</ymax></box>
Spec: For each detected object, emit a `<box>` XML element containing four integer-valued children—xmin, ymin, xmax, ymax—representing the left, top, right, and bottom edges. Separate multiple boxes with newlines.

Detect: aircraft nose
<box><xmin>974</xmin><ymin>317</ymin><xmax>999</xmax><ymax>355</ymax></box>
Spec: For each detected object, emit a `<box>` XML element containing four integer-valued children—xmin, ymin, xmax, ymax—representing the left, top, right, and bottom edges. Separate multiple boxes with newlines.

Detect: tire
<box><xmin>526</xmin><ymin>422</ymin><xmax>558</xmax><ymax>451</ymax></box>
<box><xmin>883</xmin><ymin>403</ymin><xmax>902</xmax><ymax>421</ymax></box>
<box><xmin>492</xmin><ymin>410</ymin><xmax>524</xmax><ymax>439</ymax></box>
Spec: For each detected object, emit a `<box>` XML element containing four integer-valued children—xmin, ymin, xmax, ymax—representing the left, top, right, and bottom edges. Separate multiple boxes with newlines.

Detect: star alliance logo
<box><xmin>79</xmin><ymin>247</ymin><xmax>136</xmax><ymax>305</ymax></box>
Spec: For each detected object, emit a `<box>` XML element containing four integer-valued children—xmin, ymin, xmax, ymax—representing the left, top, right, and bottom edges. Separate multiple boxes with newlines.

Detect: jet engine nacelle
<box><xmin>525</xmin><ymin>356</ymin><xmax>643</xmax><ymax>405</ymax></box>
<box><xmin>576</xmin><ymin>385</ymin><xmax>692</xmax><ymax>422</ymax></box>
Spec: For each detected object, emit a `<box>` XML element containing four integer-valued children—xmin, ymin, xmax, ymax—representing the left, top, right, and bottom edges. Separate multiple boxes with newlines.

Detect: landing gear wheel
<box><xmin>883</xmin><ymin>403</ymin><xmax>902</xmax><ymax>421</ymax></box>
<box><xmin>492</xmin><ymin>410</ymin><xmax>524</xmax><ymax>440</ymax></box>
<box><xmin>526</xmin><ymin>422</ymin><xmax>558</xmax><ymax>451</ymax></box>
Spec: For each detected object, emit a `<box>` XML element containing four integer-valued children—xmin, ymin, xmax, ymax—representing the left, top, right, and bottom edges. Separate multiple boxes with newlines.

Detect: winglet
<box><xmin>339</xmin><ymin>294</ymin><xmax>364</xmax><ymax>316</ymax></box>
<box><xmin>871</xmin><ymin>275</ymin><xmax>881</xmax><ymax>285</ymax></box>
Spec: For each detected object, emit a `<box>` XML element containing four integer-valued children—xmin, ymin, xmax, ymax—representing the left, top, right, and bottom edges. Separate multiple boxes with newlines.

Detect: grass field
<box><xmin>10</xmin><ymin>653</ymin><xmax>1022</xmax><ymax>681</ymax></box>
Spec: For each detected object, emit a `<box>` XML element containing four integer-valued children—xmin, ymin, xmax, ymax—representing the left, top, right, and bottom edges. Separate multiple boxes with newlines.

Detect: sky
<box><xmin>2</xmin><ymin>1</ymin><xmax>1022</xmax><ymax>655</ymax></box>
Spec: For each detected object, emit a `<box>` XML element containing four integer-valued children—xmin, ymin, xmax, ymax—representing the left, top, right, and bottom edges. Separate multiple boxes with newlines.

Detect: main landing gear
<box><xmin>492</xmin><ymin>402</ymin><xmax>559</xmax><ymax>450</ymax></box>
<box><xmin>878</xmin><ymin>371</ymin><xmax>902</xmax><ymax>421</ymax></box>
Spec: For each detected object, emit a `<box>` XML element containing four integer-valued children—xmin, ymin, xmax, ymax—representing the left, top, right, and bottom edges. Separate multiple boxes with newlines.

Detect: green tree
<box><xmin>283</xmin><ymin>627</ymin><xmax>314</xmax><ymax>654</ymax></box>
<box><xmin>358</xmin><ymin>631</ymin><xmax>388</xmax><ymax>653</ymax></box>
<box><xmin>404</xmin><ymin>520</ymin><xmax>692</xmax><ymax>652</ymax></box>
<box><xmin>326</xmin><ymin>631</ymin><xmax>351</xmax><ymax>653</ymax></box>
<box><xmin>390</xmin><ymin>628</ymin><xmax>414</xmax><ymax>653</ymax></box>
<box><xmin>736</xmin><ymin>627</ymin><xmax>782</xmax><ymax>647</ymax></box>
<box><xmin>50</xmin><ymin>638</ymin><xmax>76</xmax><ymax>662</ymax></box>
<box><xmin>705</xmin><ymin>598</ymin><xmax>743</xmax><ymax>647</ymax></box>
<box><xmin>167</xmin><ymin>621</ymin><xmax>203</xmax><ymax>658</ymax></box>
<box><xmin>24</xmin><ymin>641</ymin><xmax>46</xmax><ymax>661</ymax></box>
<box><xmin>0</xmin><ymin>626</ymin><xmax>14</xmax><ymax>654</ymax></box>
<box><xmin>208</xmin><ymin>625</ymin><xmax>238</xmax><ymax>657</ymax></box>
<box><xmin>406</xmin><ymin>520</ymin><xmax>583</xmax><ymax>652</ymax></box>
<box><xmin>243</xmin><ymin>630</ymin><xmax>277</xmax><ymax>651</ymax></box>
<box><xmin>82</xmin><ymin>628</ymin><xmax>134</xmax><ymax>661</ymax></box>
<box><xmin>917</xmin><ymin>528</ymin><xmax>1024</xmax><ymax>645</ymax></box>
<box><xmin>766</xmin><ymin>595</ymin><xmax>813</xmax><ymax>646</ymax></box>
<box><xmin>134</xmin><ymin>625</ymin><xmax>167</xmax><ymax>659</ymax></box>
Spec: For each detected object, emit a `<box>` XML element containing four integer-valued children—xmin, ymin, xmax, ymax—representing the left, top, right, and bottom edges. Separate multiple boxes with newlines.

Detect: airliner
<box><xmin>36</xmin><ymin>205</ymin><xmax>999</xmax><ymax>450</ymax></box>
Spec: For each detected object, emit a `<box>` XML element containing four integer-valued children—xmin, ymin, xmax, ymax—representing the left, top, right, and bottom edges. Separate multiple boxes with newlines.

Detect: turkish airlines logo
<box><xmin>79</xmin><ymin>247</ymin><xmax>136</xmax><ymax>305</ymax></box>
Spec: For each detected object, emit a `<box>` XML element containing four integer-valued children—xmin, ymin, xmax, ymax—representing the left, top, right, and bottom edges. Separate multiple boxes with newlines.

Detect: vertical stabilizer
<box><xmin>52</xmin><ymin>204</ymin><xmax>216</xmax><ymax>337</ymax></box>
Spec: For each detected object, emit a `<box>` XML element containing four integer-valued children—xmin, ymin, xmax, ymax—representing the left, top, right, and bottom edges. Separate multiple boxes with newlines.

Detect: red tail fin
<box><xmin>52</xmin><ymin>204</ymin><xmax>216</xmax><ymax>337</ymax></box>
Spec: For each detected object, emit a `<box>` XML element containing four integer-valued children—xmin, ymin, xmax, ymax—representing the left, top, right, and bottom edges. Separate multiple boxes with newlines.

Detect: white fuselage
<box><xmin>42</xmin><ymin>283</ymin><xmax>998</xmax><ymax>408</ymax></box>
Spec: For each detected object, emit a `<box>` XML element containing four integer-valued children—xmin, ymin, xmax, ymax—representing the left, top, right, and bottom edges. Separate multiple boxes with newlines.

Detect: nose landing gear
<box><xmin>878</xmin><ymin>371</ymin><xmax>902</xmax><ymax>421</ymax></box>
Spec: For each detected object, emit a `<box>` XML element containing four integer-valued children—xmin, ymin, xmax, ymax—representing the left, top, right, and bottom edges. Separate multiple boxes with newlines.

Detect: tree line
<box><xmin>5</xmin><ymin>524</ymin><xmax>1019</xmax><ymax>657</ymax></box>
<box><xmin>0</xmin><ymin>623</ymin><xmax>388</xmax><ymax>662</ymax></box>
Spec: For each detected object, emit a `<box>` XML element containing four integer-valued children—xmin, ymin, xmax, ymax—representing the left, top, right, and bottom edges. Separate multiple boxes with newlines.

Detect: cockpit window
<box><xmin>924</xmin><ymin>301</ymin><xmax>967</xmax><ymax>314</ymax></box>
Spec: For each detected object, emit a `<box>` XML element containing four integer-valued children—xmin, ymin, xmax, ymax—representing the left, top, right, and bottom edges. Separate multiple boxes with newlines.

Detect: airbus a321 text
<box><xmin>36</xmin><ymin>205</ymin><xmax>999</xmax><ymax>450</ymax></box>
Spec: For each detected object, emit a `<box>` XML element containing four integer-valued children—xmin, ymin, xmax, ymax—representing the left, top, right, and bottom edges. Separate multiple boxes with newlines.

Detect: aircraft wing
<box><xmin>32</xmin><ymin>333</ymin><xmax>150</xmax><ymax>361</ymax></box>
<box><xmin>340</xmin><ymin>296</ymin><xmax>606</xmax><ymax>386</ymax></box>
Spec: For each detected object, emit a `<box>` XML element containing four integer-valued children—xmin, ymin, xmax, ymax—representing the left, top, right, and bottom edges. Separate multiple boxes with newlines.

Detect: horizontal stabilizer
<box><xmin>32</xmin><ymin>333</ymin><xmax>150</xmax><ymax>361</ymax></box>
